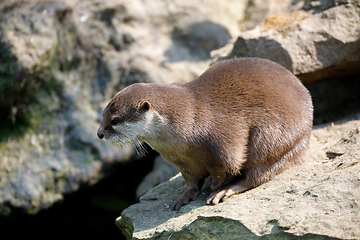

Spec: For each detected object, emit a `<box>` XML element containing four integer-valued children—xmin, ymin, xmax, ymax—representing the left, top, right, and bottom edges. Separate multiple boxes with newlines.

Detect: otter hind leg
<box><xmin>245</xmin><ymin>134</ymin><xmax>310</xmax><ymax>187</ymax></box>
<box><xmin>206</xmin><ymin>135</ymin><xmax>310</xmax><ymax>205</ymax></box>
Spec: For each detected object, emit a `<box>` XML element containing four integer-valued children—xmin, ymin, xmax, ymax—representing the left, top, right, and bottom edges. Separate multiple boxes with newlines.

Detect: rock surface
<box><xmin>213</xmin><ymin>1</ymin><xmax>360</xmax><ymax>84</ymax></box>
<box><xmin>116</xmin><ymin>116</ymin><xmax>360</xmax><ymax>239</ymax></box>
<box><xmin>0</xmin><ymin>0</ymin><xmax>245</xmax><ymax>216</ymax></box>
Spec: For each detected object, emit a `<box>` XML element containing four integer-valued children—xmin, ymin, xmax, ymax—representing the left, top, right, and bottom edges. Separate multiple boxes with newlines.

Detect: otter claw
<box><xmin>206</xmin><ymin>189</ymin><xmax>232</xmax><ymax>205</ymax></box>
<box><xmin>171</xmin><ymin>188</ymin><xmax>199</xmax><ymax>211</ymax></box>
<box><xmin>206</xmin><ymin>180</ymin><xmax>252</xmax><ymax>205</ymax></box>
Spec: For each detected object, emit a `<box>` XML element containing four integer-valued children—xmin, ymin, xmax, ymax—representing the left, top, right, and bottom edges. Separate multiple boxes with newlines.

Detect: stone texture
<box><xmin>116</xmin><ymin>116</ymin><xmax>360</xmax><ymax>240</ymax></box>
<box><xmin>213</xmin><ymin>2</ymin><xmax>360</xmax><ymax>84</ymax></box>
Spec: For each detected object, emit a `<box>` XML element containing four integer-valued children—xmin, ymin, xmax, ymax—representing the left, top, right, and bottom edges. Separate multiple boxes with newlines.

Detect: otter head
<box><xmin>97</xmin><ymin>84</ymin><xmax>160</xmax><ymax>148</ymax></box>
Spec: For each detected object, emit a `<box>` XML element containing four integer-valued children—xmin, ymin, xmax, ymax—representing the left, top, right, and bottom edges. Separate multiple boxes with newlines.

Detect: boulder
<box><xmin>212</xmin><ymin>2</ymin><xmax>360</xmax><ymax>84</ymax></box>
<box><xmin>239</xmin><ymin>0</ymin><xmax>305</xmax><ymax>31</ymax></box>
<box><xmin>0</xmin><ymin>0</ymin><xmax>245</xmax><ymax>216</ymax></box>
<box><xmin>116</xmin><ymin>116</ymin><xmax>360</xmax><ymax>239</ymax></box>
<box><xmin>239</xmin><ymin>0</ymin><xmax>350</xmax><ymax>32</ymax></box>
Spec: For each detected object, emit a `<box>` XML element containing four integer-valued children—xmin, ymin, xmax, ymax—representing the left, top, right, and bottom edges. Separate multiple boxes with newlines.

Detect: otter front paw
<box><xmin>172</xmin><ymin>188</ymin><xmax>200</xmax><ymax>211</ymax></box>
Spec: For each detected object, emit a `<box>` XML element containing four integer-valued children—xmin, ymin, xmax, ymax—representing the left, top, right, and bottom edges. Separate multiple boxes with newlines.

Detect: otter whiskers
<box><xmin>134</xmin><ymin>139</ymin><xmax>148</xmax><ymax>156</ymax></box>
<box><xmin>113</xmin><ymin>136</ymin><xmax>147</xmax><ymax>156</ymax></box>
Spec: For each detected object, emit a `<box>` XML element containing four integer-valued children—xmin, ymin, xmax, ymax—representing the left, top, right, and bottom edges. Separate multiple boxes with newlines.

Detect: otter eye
<box><xmin>111</xmin><ymin>119</ymin><xmax>119</xmax><ymax>125</ymax></box>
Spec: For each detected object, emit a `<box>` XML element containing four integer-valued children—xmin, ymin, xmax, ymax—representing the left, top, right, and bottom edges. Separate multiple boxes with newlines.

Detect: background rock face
<box><xmin>0</xmin><ymin>0</ymin><xmax>245</xmax><ymax>216</ymax></box>
<box><xmin>213</xmin><ymin>1</ymin><xmax>360</xmax><ymax>84</ymax></box>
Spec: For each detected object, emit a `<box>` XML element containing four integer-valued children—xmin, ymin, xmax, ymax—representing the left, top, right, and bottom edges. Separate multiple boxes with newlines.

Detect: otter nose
<box><xmin>97</xmin><ymin>132</ymin><xmax>104</xmax><ymax>139</ymax></box>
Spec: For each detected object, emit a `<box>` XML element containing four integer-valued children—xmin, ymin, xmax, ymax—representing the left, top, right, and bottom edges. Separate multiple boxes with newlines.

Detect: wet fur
<box><xmin>97</xmin><ymin>58</ymin><xmax>313</xmax><ymax>210</ymax></box>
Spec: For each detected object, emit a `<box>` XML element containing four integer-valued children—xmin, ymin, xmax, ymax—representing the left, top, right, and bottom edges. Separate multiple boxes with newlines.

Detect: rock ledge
<box><xmin>116</xmin><ymin>118</ymin><xmax>360</xmax><ymax>240</ymax></box>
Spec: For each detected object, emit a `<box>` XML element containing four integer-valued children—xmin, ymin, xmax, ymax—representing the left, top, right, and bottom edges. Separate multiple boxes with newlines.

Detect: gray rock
<box><xmin>116</xmin><ymin>117</ymin><xmax>360</xmax><ymax>239</ymax></box>
<box><xmin>239</xmin><ymin>0</ymin><xmax>345</xmax><ymax>32</ymax></box>
<box><xmin>239</xmin><ymin>0</ymin><xmax>304</xmax><ymax>31</ymax></box>
<box><xmin>212</xmin><ymin>2</ymin><xmax>360</xmax><ymax>84</ymax></box>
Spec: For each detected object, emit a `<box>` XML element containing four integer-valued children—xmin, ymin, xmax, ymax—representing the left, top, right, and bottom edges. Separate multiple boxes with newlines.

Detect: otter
<box><xmin>97</xmin><ymin>58</ymin><xmax>313</xmax><ymax>211</ymax></box>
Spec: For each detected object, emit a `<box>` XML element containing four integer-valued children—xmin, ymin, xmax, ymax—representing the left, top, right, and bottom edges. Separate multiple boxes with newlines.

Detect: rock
<box><xmin>239</xmin><ymin>0</ymin><xmax>305</xmax><ymax>31</ymax></box>
<box><xmin>116</xmin><ymin>116</ymin><xmax>360</xmax><ymax>239</ymax></box>
<box><xmin>0</xmin><ymin>0</ymin><xmax>245</xmax><ymax>216</ymax></box>
<box><xmin>239</xmin><ymin>0</ymin><xmax>342</xmax><ymax>31</ymax></box>
<box><xmin>136</xmin><ymin>156</ymin><xmax>179</xmax><ymax>199</ymax></box>
<box><xmin>91</xmin><ymin>0</ymin><xmax>246</xmax><ymax>100</ymax></box>
<box><xmin>0</xmin><ymin>0</ymin><xmax>128</xmax><ymax>216</ymax></box>
<box><xmin>213</xmin><ymin>2</ymin><xmax>360</xmax><ymax>84</ymax></box>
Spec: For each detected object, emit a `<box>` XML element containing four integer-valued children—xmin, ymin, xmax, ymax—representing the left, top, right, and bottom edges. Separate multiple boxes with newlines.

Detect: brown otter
<box><xmin>97</xmin><ymin>57</ymin><xmax>313</xmax><ymax>211</ymax></box>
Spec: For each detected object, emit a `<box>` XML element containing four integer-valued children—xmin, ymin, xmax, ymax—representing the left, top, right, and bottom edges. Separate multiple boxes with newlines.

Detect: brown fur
<box><xmin>97</xmin><ymin>58</ymin><xmax>313</xmax><ymax>210</ymax></box>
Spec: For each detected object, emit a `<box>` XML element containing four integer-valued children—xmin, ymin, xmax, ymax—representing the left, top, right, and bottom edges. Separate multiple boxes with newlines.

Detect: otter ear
<box><xmin>140</xmin><ymin>101</ymin><xmax>151</xmax><ymax>111</ymax></box>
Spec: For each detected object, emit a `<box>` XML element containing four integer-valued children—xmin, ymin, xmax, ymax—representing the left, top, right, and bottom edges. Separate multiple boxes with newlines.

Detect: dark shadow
<box><xmin>230</xmin><ymin>37</ymin><xmax>293</xmax><ymax>71</ymax></box>
<box><xmin>0</xmin><ymin>147</ymin><xmax>158</xmax><ymax>240</ymax></box>
<box><xmin>167</xmin><ymin>216</ymin><xmax>342</xmax><ymax>239</ymax></box>
<box><xmin>254</xmin><ymin>38</ymin><xmax>293</xmax><ymax>71</ymax></box>
<box><xmin>307</xmin><ymin>73</ymin><xmax>360</xmax><ymax>125</ymax></box>
<box><xmin>165</xmin><ymin>21</ymin><xmax>232</xmax><ymax>62</ymax></box>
